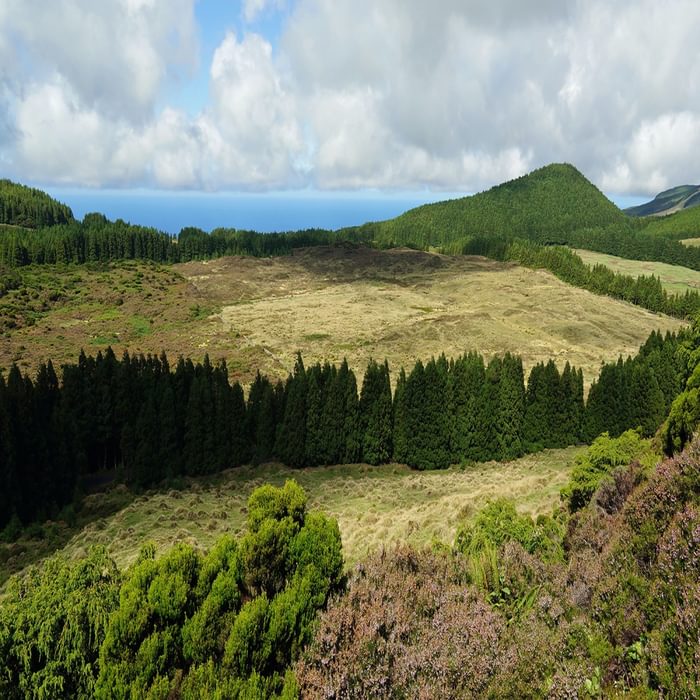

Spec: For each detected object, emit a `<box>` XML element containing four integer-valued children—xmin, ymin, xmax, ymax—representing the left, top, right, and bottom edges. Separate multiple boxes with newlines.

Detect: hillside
<box><xmin>357</xmin><ymin>163</ymin><xmax>628</xmax><ymax>248</ymax></box>
<box><xmin>0</xmin><ymin>179</ymin><xmax>73</xmax><ymax>228</ymax></box>
<box><xmin>573</xmin><ymin>248</ymin><xmax>700</xmax><ymax>294</ymax></box>
<box><xmin>626</xmin><ymin>184</ymin><xmax>700</xmax><ymax>217</ymax></box>
<box><xmin>0</xmin><ymin>248</ymin><xmax>682</xmax><ymax>385</ymax></box>
<box><xmin>640</xmin><ymin>202</ymin><xmax>700</xmax><ymax>239</ymax></box>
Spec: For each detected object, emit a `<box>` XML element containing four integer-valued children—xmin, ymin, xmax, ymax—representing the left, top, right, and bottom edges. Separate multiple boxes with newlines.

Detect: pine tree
<box><xmin>392</xmin><ymin>368</ymin><xmax>408</xmax><ymax>463</ymax></box>
<box><xmin>305</xmin><ymin>364</ymin><xmax>325</xmax><ymax>466</ymax></box>
<box><xmin>496</xmin><ymin>353</ymin><xmax>525</xmax><ymax>461</ymax></box>
<box><xmin>275</xmin><ymin>353</ymin><xmax>308</xmax><ymax>468</ymax></box>
<box><xmin>359</xmin><ymin>360</ymin><xmax>393</xmax><ymax>465</ymax></box>
<box><xmin>341</xmin><ymin>361</ymin><xmax>360</xmax><ymax>464</ymax></box>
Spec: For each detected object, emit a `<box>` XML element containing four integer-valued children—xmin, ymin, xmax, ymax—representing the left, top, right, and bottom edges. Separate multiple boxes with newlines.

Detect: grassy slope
<box><xmin>625</xmin><ymin>184</ymin><xmax>700</xmax><ymax>217</ymax></box>
<box><xmin>0</xmin><ymin>247</ymin><xmax>682</xmax><ymax>385</ymax></box>
<box><xmin>0</xmin><ymin>446</ymin><xmax>581</xmax><ymax>583</ymax></box>
<box><xmin>363</xmin><ymin>163</ymin><xmax>627</xmax><ymax>248</ymax></box>
<box><xmin>641</xmin><ymin>203</ymin><xmax>700</xmax><ymax>238</ymax></box>
<box><xmin>573</xmin><ymin>248</ymin><xmax>700</xmax><ymax>294</ymax></box>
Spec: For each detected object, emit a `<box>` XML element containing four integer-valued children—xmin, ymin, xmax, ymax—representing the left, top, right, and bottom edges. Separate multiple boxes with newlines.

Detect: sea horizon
<box><xmin>39</xmin><ymin>187</ymin><xmax>649</xmax><ymax>235</ymax></box>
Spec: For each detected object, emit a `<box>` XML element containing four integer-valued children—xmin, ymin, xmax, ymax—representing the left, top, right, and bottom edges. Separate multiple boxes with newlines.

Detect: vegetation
<box><xmin>0</xmin><ymin>446</ymin><xmax>578</xmax><ymax>587</ymax></box>
<box><xmin>0</xmin><ymin>481</ymin><xmax>341</xmax><ymax>699</ymax></box>
<box><xmin>444</xmin><ymin>235</ymin><xmax>700</xmax><ymax>319</ymax></box>
<box><xmin>0</xmin><ymin>208</ymin><xmax>366</xmax><ymax>268</ymax></box>
<box><xmin>0</xmin><ymin>328</ymin><xmax>681</xmax><ymax>536</ymax></box>
<box><xmin>352</xmin><ymin>163</ymin><xmax>627</xmax><ymax>249</ymax></box>
<box><xmin>298</xmin><ymin>431</ymin><xmax>700</xmax><ymax>698</ymax></box>
<box><xmin>574</xmin><ymin>247</ymin><xmax>700</xmax><ymax>296</ymax></box>
<box><xmin>0</xmin><ymin>180</ymin><xmax>73</xmax><ymax>229</ymax></box>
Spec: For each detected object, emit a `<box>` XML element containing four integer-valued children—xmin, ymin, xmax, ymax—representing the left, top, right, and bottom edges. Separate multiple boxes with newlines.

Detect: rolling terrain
<box><xmin>0</xmin><ymin>446</ymin><xmax>580</xmax><ymax>586</ymax></box>
<box><xmin>0</xmin><ymin>246</ymin><xmax>683</xmax><ymax>385</ymax></box>
<box><xmin>625</xmin><ymin>184</ymin><xmax>700</xmax><ymax>217</ymax></box>
<box><xmin>573</xmin><ymin>248</ymin><xmax>700</xmax><ymax>294</ymax></box>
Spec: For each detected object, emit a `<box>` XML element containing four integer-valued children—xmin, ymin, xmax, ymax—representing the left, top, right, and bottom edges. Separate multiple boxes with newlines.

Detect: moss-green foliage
<box><xmin>664</xmin><ymin>317</ymin><xmax>700</xmax><ymax>454</ymax></box>
<box><xmin>0</xmin><ymin>180</ymin><xmax>74</xmax><ymax>229</ymax></box>
<box><xmin>0</xmin><ymin>546</ymin><xmax>121</xmax><ymax>699</ymax></box>
<box><xmin>360</xmin><ymin>163</ymin><xmax>626</xmax><ymax>249</ymax></box>
<box><xmin>93</xmin><ymin>480</ymin><xmax>341</xmax><ymax>698</ymax></box>
<box><xmin>455</xmin><ymin>498</ymin><xmax>563</xmax><ymax>564</ymax></box>
<box><xmin>561</xmin><ymin>430</ymin><xmax>656</xmax><ymax>512</ymax></box>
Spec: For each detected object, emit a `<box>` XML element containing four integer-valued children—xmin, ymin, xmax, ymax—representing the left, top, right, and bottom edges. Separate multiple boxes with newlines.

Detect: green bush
<box><xmin>562</xmin><ymin>430</ymin><xmax>655</xmax><ymax>512</ymax></box>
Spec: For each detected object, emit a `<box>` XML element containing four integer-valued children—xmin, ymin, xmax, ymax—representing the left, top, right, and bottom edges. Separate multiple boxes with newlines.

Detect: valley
<box><xmin>1</xmin><ymin>246</ymin><xmax>683</xmax><ymax>386</ymax></box>
<box><xmin>0</xmin><ymin>446</ymin><xmax>580</xmax><ymax>585</ymax></box>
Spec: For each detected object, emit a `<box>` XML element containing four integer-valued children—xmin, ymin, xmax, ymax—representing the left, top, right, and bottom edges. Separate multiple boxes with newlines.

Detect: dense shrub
<box><xmin>561</xmin><ymin>430</ymin><xmax>655</xmax><ymax>512</ymax></box>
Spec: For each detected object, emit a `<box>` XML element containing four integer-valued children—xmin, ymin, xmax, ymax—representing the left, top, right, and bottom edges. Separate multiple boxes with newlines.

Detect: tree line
<box><xmin>0</xmin><ymin>329</ymin><xmax>682</xmax><ymax>532</ymax></box>
<box><xmin>442</xmin><ymin>235</ymin><xmax>700</xmax><ymax>319</ymax></box>
<box><xmin>0</xmin><ymin>214</ymin><xmax>370</xmax><ymax>267</ymax></box>
<box><xmin>0</xmin><ymin>180</ymin><xmax>74</xmax><ymax>229</ymax></box>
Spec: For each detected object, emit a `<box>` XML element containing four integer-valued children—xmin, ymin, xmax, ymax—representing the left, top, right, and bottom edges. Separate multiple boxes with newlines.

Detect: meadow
<box><xmin>0</xmin><ymin>446</ymin><xmax>581</xmax><ymax>584</ymax></box>
<box><xmin>573</xmin><ymin>247</ymin><xmax>700</xmax><ymax>295</ymax></box>
<box><xmin>0</xmin><ymin>247</ymin><xmax>682</xmax><ymax>385</ymax></box>
<box><xmin>184</xmin><ymin>246</ymin><xmax>682</xmax><ymax>386</ymax></box>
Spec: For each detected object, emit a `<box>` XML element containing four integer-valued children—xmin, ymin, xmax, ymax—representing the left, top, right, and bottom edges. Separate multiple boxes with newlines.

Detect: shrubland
<box><xmin>0</xmin><ymin>480</ymin><xmax>341</xmax><ymax>699</ymax></box>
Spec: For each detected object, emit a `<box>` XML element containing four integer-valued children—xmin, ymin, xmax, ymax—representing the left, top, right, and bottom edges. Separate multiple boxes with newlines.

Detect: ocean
<box><xmin>41</xmin><ymin>189</ymin><xmax>467</xmax><ymax>234</ymax></box>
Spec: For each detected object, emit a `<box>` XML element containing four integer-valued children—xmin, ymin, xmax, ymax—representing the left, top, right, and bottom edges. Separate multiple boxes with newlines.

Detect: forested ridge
<box><xmin>444</xmin><ymin>235</ymin><xmax>700</xmax><ymax>319</ymax></box>
<box><xmin>0</xmin><ymin>180</ymin><xmax>74</xmax><ymax>229</ymax></box>
<box><xmin>5</xmin><ymin>171</ymin><xmax>700</xmax><ymax>326</ymax></box>
<box><xmin>0</xmin><ymin>329</ymin><xmax>681</xmax><ymax>533</ymax></box>
<box><xmin>0</xmin><ymin>212</ymin><xmax>362</xmax><ymax>267</ymax></box>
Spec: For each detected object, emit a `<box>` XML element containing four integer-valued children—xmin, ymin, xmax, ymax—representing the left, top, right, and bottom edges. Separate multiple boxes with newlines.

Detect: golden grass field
<box><xmin>573</xmin><ymin>247</ymin><xmax>700</xmax><ymax>295</ymax></box>
<box><xmin>0</xmin><ymin>247</ymin><xmax>682</xmax><ymax>386</ymax></box>
<box><xmin>0</xmin><ymin>446</ymin><xmax>582</xmax><ymax>583</ymax></box>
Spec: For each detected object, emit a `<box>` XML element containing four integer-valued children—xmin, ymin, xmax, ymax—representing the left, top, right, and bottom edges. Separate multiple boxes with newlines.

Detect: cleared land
<box><xmin>0</xmin><ymin>447</ymin><xmax>581</xmax><ymax>583</ymax></box>
<box><xmin>0</xmin><ymin>246</ymin><xmax>683</xmax><ymax>384</ymax></box>
<box><xmin>573</xmin><ymin>248</ymin><xmax>700</xmax><ymax>295</ymax></box>
<box><xmin>189</xmin><ymin>246</ymin><xmax>682</xmax><ymax>386</ymax></box>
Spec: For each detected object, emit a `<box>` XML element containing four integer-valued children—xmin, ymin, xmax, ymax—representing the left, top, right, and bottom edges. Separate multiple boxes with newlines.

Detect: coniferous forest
<box><xmin>0</xmin><ymin>329</ymin><xmax>680</xmax><ymax>532</ymax></box>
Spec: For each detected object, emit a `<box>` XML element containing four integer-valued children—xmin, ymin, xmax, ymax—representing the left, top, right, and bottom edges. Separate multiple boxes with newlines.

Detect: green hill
<box><xmin>357</xmin><ymin>163</ymin><xmax>628</xmax><ymax>248</ymax></box>
<box><xmin>639</xmin><ymin>202</ymin><xmax>700</xmax><ymax>239</ymax></box>
<box><xmin>626</xmin><ymin>184</ymin><xmax>700</xmax><ymax>217</ymax></box>
<box><xmin>0</xmin><ymin>179</ymin><xmax>74</xmax><ymax>229</ymax></box>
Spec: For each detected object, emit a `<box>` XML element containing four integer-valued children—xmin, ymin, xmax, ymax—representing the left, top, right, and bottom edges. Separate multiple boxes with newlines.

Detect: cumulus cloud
<box><xmin>1</xmin><ymin>0</ymin><xmax>699</xmax><ymax>194</ymax></box>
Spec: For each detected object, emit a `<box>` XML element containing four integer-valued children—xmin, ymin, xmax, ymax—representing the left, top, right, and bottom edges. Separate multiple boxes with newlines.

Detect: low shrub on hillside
<box><xmin>0</xmin><ymin>480</ymin><xmax>342</xmax><ymax>699</ymax></box>
<box><xmin>561</xmin><ymin>429</ymin><xmax>656</xmax><ymax>512</ymax></box>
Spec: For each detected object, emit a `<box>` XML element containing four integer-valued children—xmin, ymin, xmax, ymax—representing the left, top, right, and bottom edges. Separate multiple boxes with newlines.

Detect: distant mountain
<box><xmin>0</xmin><ymin>179</ymin><xmax>74</xmax><ymax>229</ymax></box>
<box><xmin>625</xmin><ymin>184</ymin><xmax>700</xmax><ymax>217</ymax></box>
<box><xmin>357</xmin><ymin>163</ymin><xmax>628</xmax><ymax>249</ymax></box>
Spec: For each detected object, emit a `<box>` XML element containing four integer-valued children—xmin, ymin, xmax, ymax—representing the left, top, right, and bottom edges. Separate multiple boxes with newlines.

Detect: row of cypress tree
<box><xmin>0</xmin><ymin>329</ymin><xmax>682</xmax><ymax>531</ymax></box>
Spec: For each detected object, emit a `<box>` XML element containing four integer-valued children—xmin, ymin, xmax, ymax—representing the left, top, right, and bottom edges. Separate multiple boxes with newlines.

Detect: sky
<box><xmin>1</xmin><ymin>0</ymin><xmax>699</xmax><ymax>229</ymax></box>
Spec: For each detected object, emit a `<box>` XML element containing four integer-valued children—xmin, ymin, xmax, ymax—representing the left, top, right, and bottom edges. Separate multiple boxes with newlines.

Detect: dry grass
<box><xmin>187</xmin><ymin>246</ymin><xmax>683</xmax><ymax>386</ymax></box>
<box><xmin>574</xmin><ymin>248</ymin><xmax>700</xmax><ymax>295</ymax></box>
<box><xmin>0</xmin><ymin>447</ymin><xmax>581</xmax><ymax>581</ymax></box>
<box><xmin>1</xmin><ymin>247</ymin><xmax>682</xmax><ymax>384</ymax></box>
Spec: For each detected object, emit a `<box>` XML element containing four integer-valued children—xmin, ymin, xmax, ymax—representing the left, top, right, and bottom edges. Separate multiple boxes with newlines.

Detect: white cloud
<box><xmin>1</xmin><ymin>0</ymin><xmax>700</xmax><ymax>194</ymax></box>
<box><xmin>243</xmin><ymin>0</ymin><xmax>286</xmax><ymax>23</ymax></box>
